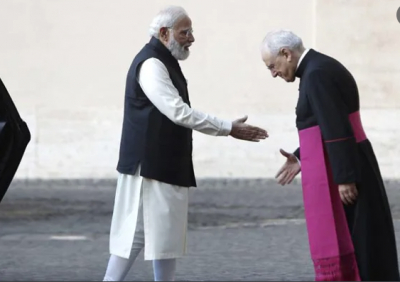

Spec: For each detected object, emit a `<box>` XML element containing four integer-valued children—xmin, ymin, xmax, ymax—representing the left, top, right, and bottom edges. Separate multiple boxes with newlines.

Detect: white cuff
<box><xmin>220</xmin><ymin>120</ymin><xmax>232</xmax><ymax>136</ymax></box>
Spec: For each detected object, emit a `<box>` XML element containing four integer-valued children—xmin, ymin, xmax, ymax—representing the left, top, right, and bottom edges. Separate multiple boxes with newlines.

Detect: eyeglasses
<box><xmin>166</xmin><ymin>27</ymin><xmax>194</xmax><ymax>38</ymax></box>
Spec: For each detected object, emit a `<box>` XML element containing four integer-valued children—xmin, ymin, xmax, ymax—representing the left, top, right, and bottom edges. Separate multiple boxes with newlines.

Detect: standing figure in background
<box><xmin>102</xmin><ymin>5</ymin><xmax>268</xmax><ymax>281</ymax></box>
<box><xmin>262</xmin><ymin>29</ymin><xmax>400</xmax><ymax>281</ymax></box>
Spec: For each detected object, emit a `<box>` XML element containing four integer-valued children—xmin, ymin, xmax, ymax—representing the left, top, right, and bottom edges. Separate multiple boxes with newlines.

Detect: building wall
<box><xmin>1</xmin><ymin>0</ymin><xmax>399</xmax><ymax>180</ymax></box>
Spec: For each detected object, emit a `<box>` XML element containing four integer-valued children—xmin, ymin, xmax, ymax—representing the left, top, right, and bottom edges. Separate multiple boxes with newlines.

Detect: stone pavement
<box><xmin>1</xmin><ymin>179</ymin><xmax>400</xmax><ymax>281</ymax></box>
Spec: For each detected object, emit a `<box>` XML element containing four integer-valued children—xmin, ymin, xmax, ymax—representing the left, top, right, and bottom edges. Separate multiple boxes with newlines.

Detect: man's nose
<box><xmin>271</xmin><ymin>70</ymin><xmax>278</xmax><ymax>78</ymax></box>
<box><xmin>188</xmin><ymin>33</ymin><xmax>195</xmax><ymax>43</ymax></box>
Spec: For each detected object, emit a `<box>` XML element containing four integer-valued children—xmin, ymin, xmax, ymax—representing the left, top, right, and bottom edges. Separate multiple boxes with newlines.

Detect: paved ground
<box><xmin>1</xmin><ymin>179</ymin><xmax>400</xmax><ymax>281</ymax></box>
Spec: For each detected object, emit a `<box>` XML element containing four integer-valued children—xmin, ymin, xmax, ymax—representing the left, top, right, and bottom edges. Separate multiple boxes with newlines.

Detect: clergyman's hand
<box><xmin>229</xmin><ymin>115</ymin><xmax>268</xmax><ymax>142</ymax></box>
<box><xmin>275</xmin><ymin>148</ymin><xmax>301</xmax><ymax>185</ymax></box>
<box><xmin>339</xmin><ymin>183</ymin><xmax>358</xmax><ymax>205</ymax></box>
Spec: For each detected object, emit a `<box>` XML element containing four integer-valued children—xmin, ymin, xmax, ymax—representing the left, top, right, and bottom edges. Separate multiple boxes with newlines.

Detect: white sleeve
<box><xmin>137</xmin><ymin>58</ymin><xmax>232</xmax><ymax>136</ymax></box>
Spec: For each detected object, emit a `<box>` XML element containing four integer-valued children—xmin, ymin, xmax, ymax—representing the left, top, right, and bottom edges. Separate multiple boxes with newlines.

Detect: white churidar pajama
<box><xmin>109</xmin><ymin>165</ymin><xmax>189</xmax><ymax>260</ymax></box>
<box><xmin>105</xmin><ymin>57</ymin><xmax>232</xmax><ymax>280</ymax></box>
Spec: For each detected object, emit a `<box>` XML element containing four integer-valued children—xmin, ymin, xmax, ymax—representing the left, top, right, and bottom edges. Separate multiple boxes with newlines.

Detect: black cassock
<box><xmin>0</xmin><ymin>78</ymin><xmax>31</xmax><ymax>203</ymax></box>
<box><xmin>293</xmin><ymin>49</ymin><xmax>399</xmax><ymax>281</ymax></box>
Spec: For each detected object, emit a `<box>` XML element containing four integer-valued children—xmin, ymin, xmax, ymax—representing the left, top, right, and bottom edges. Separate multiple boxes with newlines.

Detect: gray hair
<box><xmin>260</xmin><ymin>29</ymin><xmax>304</xmax><ymax>57</ymax></box>
<box><xmin>148</xmin><ymin>6</ymin><xmax>188</xmax><ymax>38</ymax></box>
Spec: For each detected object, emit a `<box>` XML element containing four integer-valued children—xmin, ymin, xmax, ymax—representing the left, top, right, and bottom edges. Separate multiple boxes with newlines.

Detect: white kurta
<box><xmin>109</xmin><ymin>57</ymin><xmax>232</xmax><ymax>261</ymax></box>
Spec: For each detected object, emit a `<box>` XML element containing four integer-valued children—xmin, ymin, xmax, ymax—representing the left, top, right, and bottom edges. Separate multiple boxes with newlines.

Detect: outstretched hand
<box><xmin>229</xmin><ymin>115</ymin><xmax>268</xmax><ymax>142</ymax></box>
<box><xmin>275</xmin><ymin>148</ymin><xmax>301</xmax><ymax>185</ymax></box>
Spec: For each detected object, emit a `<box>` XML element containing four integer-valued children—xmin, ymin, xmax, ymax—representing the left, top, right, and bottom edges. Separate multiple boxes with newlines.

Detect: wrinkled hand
<box><xmin>275</xmin><ymin>148</ymin><xmax>301</xmax><ymax>185</ymax></box>
<box><xmin>229</xmin><ymin>115</ymin><xmax>268</xmax><ymax>142</ymax></box>
<box><xmin>339</xmin><ymin>183</ymin><xmax>358</xmax><ymax>205</ymax></box>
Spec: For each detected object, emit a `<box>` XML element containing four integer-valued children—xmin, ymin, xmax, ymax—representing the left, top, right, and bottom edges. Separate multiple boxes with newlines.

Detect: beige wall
<box><xmin>0</xmin><ymin>0</ymin><xmax>399</xmax><ymax>180</ymax></box>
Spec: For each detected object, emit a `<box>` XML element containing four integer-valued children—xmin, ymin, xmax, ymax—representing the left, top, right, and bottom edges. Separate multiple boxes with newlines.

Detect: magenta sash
<box><xmin>299</xmin><ymin>111</ymin><xmax>365</xmax><ymax>281</ymax></box>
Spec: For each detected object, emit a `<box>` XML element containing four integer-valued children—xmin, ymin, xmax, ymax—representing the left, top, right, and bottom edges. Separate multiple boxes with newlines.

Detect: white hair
<box><xmin>148</xmin><ymin>6</ymin><xmax>188</xmax><ymax>38</ymax></box>
<box><xmin>260</xmin><ymin>29</ymin><xmax>304</xmax><ymax>57</ymax></box>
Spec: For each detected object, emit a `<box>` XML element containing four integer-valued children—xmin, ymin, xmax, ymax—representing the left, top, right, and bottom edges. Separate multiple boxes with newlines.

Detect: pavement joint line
<box><xmin>194</xmin><ymin>219</ymin><xmax>306</xmax><ymax>230</ymax></box>
<box><xmin>2</xmin><ymin>219</ymin><xmax>400</xmax><ymax>241</ymax></box>
<box><xmin>49</xmin><ymin>235</ymin><xmax>88</xmax><ymax>241</ymax></box>
<box><xmin>0</xmin><ymin>219</ymin><xmax>306</xmax><ymax>240</ymax></box>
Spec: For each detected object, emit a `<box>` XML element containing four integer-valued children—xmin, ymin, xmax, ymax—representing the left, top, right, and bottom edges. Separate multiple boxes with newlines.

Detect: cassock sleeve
<box><xmin>306</xmin><ymin>70</ymin><xmax>358</xmax><ymax>184</ymax></box>
<box><xmin>293</xmin><ymin>147</ymin><xmax>300</xmax><ymax>160</ymax></box>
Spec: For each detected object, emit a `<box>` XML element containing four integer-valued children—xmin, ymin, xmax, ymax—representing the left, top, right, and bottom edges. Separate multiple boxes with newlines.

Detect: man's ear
<box><xmin>159</xmin><ymin>27</ymin><xmax>169</xmax><ymax>41</ymax></box>
<box><xmin>280</xmin><ymin>48</ymin><xmax>292</xmax><ymax>61</ymax></box>
<box><xmin>280</xmin><ymin>47</ymin><xmax>288</xmax><ymax>57</ymax></box>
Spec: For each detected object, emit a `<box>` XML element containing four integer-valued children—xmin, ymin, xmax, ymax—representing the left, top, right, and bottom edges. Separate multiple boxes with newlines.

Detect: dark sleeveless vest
<box><xmin>116</xmin><ymin>36</ymin><xmax>196</xmax><ymax>188</ymax></box>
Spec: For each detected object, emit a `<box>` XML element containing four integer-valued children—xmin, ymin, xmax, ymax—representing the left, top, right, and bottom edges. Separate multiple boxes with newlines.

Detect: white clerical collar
<box><xmin>297</xmin><ymin>48</ymin><xmax>310</xmax><ymax>70</ymax></box>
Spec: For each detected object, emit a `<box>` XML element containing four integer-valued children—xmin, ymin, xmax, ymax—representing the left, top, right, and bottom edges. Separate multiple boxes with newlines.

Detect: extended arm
<box><xmin>138</xmin><ymin>58</ymin><xmax>232</xmax><ymax>136</ymax></box>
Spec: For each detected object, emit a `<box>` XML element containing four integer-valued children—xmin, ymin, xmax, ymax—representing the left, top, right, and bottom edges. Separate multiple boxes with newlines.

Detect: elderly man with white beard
<box><xmin>102</xmin><ymin>5</ymin><xmax>268</xmax><ymax>281</ymax></box>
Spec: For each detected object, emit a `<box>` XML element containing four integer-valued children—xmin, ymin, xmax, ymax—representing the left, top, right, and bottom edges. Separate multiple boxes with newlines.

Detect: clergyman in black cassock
<box><xmin>261</xmin><ymin>29</ymin><xmax>400</xmax><ymax>281</ymax></box>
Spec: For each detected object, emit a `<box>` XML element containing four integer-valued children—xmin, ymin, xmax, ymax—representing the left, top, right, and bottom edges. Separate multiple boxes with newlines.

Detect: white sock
<box><xmin>152</xmin><ymin>259</ymin><xmax>177</xmax><ymax>281</ymax></box>
<box><xmin>103</xmin><ymin>254</ymin><xmax>134</xmax><ymax>281</ymax></box>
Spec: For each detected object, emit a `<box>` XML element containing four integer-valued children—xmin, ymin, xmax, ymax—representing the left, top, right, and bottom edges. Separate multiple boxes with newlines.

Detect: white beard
<box><xmin>167</xmin><ymin>34</ymin><xmax>190</xmax><ymax>61</ymax></box>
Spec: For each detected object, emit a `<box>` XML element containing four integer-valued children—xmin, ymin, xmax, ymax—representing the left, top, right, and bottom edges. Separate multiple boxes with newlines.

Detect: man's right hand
<box><xmin>229</xmin><ymin>115</ymin><xmax>268</xmax><ymax>142</ymax></box>
<box><xmin>275</xmin><ymin>148</ymin><xmax>301</xmax><ymax>185</ymax></box>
